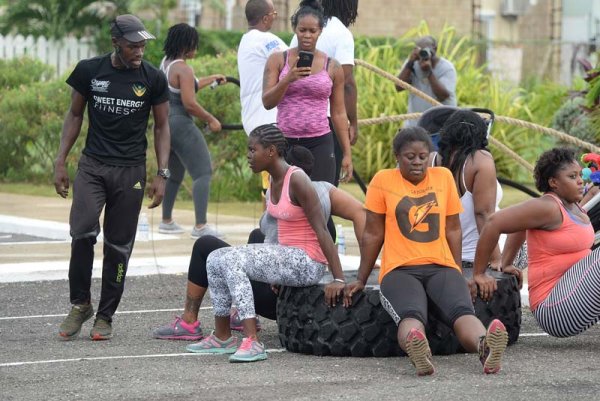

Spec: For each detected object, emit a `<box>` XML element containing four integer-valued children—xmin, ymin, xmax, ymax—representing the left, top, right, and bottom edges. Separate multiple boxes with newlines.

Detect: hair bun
<box><xmin>299</xmin><ymin>0</ymin><xmax>323</xmax><ymax>12</ymax></box>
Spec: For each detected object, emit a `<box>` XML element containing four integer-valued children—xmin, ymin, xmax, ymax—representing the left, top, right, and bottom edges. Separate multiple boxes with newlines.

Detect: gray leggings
<box><xmin>162</xmin><ymin>114</ymin><xmax>212</xmax><ymax>225</ymax></box>
<box><xmin>206</xmin><ymin>244</ymin><xmax>327</xmax><ymax>320</ymax></box>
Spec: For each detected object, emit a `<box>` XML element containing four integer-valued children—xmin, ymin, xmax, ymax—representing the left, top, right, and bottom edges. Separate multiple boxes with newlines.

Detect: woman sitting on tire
<box><xmin>433</xmin><ymin>109</ymin><xmax>503</xmax><ymax>269</ymax></box>
<box><xmin>474</xmin><ymin>147</ymin><xmax>600</xmax><ymax>339</ymax></box>
<box><xmin>151</xmin><ymin>144</ymin><xmax>366</xmax><ymax>341</ymax></box>
<box><xmin>344</xmin><ymin>126</ymin><xmax>508</xmax><ymax>376</ymax></box>
<box><xmin>262</xmin><ymin>0</ymin><xmax>352</xmax><ymax>185</ymax></box>
<box><xmin>177</xmin><ymin>124</ymin><xmax>346</xmax><ymax>363</ymax></box>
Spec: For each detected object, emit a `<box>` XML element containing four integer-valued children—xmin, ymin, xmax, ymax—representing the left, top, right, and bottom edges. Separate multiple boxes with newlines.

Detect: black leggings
<box><xmin>285</xmin><ymin>132</ymin><xmax>335</xmax><ymax>184</ymax></box>
<box><xmin>187</xmin><ymin>232</ymin><xmax>278</xmax><ymax>320</ymax></box>
<box><xmin>379</xmin><ymin>265</ymin><xmax>475</xmax><ymax>327</ymax></box>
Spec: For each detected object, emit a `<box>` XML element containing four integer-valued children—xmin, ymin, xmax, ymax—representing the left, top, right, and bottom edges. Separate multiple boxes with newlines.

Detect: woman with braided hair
<box><xmin>183</xmin><ymin>124</ymin><xmax>346</xmax><ymax>363</ymax></box>
<box><xmin>431</xmin><ymin>109</ymin><xmax>503</xmax><ymax>269</ymax></box>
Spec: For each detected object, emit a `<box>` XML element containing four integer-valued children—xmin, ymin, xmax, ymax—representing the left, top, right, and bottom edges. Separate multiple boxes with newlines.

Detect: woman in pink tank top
<box><xmin>473</xmin><ymin>148</ymin><xmax>600</xmax><ymax>339</ymax></box>
<box><xmin>262</xmin><ymin>0</ymin><xmax>352</xmax><ymax>185</ymax></box>
<box><xmin>188</xmin><ymin>124</ymin><xmax>346</xmax><ymax>363</ymax></box>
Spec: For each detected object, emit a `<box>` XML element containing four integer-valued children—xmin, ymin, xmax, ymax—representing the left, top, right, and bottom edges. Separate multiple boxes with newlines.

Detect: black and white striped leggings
<box><xmin>532</xmin><ymin>247</ymin><xmax>600</xmax><ymax>337</ymax></box>
<box><xmin>206</xmin><ymin>244</ymin><xmax>326</xmax><ymax>321</ymax></box>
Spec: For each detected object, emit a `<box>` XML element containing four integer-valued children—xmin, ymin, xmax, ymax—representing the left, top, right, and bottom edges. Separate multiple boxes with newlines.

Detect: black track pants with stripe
<box><xmin>68</xmin><ymin>154</ymin><xmax>145</xmax><ymax>321</ymax></box>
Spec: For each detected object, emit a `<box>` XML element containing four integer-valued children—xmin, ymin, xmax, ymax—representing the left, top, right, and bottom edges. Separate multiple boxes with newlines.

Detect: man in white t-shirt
<box><xmin>289</xmin><ymin>0</ymin><xmax>359</xmax><ymax>187</ymax></box>
<box><xmin>238</xmin><ymin>0</ymin><xmax>287</xmax><ymax>135</ymax></box>
<box><xmin>396</xmin><ymin>35</ymin><xmax>457</xmax><ymax>127</ymax></box>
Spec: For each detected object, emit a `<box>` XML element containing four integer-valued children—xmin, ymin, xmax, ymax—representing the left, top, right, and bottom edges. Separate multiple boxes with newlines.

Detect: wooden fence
<box><xmin>0</xmin><ymin>34</ymin><xmax>95</xmax><ymax>77</ymax></box>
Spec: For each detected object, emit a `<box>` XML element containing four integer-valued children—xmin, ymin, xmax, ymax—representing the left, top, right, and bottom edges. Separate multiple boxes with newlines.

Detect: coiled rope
<box><xmin>354</xmin><ymin>58</ymin><xmax>600</xmax><ymax>173</ymax></box>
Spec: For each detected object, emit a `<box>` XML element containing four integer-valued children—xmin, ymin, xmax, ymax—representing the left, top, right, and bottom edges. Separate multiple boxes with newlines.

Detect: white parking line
<box><xmin>518</xmin><ymin>332</ymin><xmax>549</xmax><ymax>337</ymax></box>
<box><xmin>0</xmin><ymin>349</ymin><xmax>288</xmax><ymax>368</ymax></box>
<box><xmin>0</xmin><ymin>307</ymin><xmax>214</xmax><ymax>321</ymax></box>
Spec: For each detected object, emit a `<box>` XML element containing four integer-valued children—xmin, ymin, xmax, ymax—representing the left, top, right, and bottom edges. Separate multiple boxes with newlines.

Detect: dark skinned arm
<box><xmin>330</xmin><ymin>59</ymin><xmax>353</xmax><ymax>182</ymax></box>
<box><xmin>342</xmin><ymin>64</ymin><xmax>358</xmax><ymax>145</ymax></box>
<box><xmin>290</xmin><ymin>171</ymin><xmax>345</xmax><ymax>307</ymax></box>
<box><xmin>396</xmin><ymin>48</ymin><xmax>418</xmax><ymax>92</ymax></box>
<box><xmin>329</xmin><ymin>187</ymin><xmax>366</xmax><ymax>247</ymax></box>
<box><xmin>177</xmin><ymin>63</ymin><xmax>222</xmax><ymax>132</ymax></box>
<box><xmin>54</xmin><ymin>89</ymin><xmax>86</xmax><ymax>198</ymax></box>
<box><xmin>473</xmin><ymin>197</ymin><xmax>562</xmax><ymax>301</ymax></box>
<box><xmin>470</xmin><ymin>151</ymin><xmax>502</xmax><ymax>268</ymax></box>
<box><xmin>262</xmin><ymin>50</ymin><xmax>310</xmax><ymax>110</ymax></box>
<box><xmin>343</xmin><ymin>210</ymin><xmax>385</xmax><ymax>307</ymax></box>
<box><xmin>147</xmin><ymin>101</ymin><xmax>170</xmax><ymax>209</ymax></box>
<box><xmin>498</xmin><ymin>230</ymin><xmax>527</xmax><ymax>289</ymax></box>
<box><xmin>445</xmin><ymin>213</ymin><xmax>462</xmax><ymax>268</ymax></box>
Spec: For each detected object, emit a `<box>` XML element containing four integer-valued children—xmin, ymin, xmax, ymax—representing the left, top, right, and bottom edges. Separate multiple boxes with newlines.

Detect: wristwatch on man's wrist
<box><xmin>157</xmin><ymin>168</ymin><xmax>171</xmax><ymax>179</ymax></box>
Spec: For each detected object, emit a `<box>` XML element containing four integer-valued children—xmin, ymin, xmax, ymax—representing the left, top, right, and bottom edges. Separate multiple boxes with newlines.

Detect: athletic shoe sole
<box><xmin>482</xmin><ymin>319</ymin><xmax>508</xmax><ymax>374</ymax></box>
<box><xmin>90</xmin><ymin>333</ymin><xmax>112</xmax><ymax>341</ymax></box>
<box><xmin>154</xmin><ymin>334</ymin><xmax>203</xmax><ymax>341</ymax></box>
<box><xmin>158</xmin><ymin>229</ymin><xmax>185</xmax><ymax>234</ymax></box>
<box><xmin>405</xmin><ymin>329</ymin><xmax>435</xmax><ymax>376</ymax></box>
<box><xmin>58</xmin><ymin>329</ymin><xmax>82</xmax><ymax>341</ymax></box>
<box><xmin>229</xmin><ymin>352</ymin><xmax>268</xmax><ymax>363</ymax></box>
<box><xmin>186</xmin><ymin>346</ymin><xmax>238</xmax><ymax>354</ymax></box>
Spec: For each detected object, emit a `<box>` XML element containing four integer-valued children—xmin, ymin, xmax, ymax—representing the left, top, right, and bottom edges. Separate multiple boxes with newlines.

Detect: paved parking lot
<box><xmin>2</xmin><ymin>193</ymin><xmax>600</xmax><ymax>400</ymax></box>
<box><xmin>2</xmin><ymin>274</ymin><xmax>600</xmax><ymax>401</ymax></box>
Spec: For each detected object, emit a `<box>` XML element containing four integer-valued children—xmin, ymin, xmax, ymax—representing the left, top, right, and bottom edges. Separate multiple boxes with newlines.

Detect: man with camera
<box><xmin>396</xmin><ymin>35</ymin><xmax>457</xmax><ymax>126</ymax></box>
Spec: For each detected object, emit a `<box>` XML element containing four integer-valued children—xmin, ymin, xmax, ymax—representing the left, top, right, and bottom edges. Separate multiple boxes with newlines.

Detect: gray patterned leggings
<box><xmin>206</xmin><ymin>244</ymin><xmax>327</xmax><ymax>320</ymax></box>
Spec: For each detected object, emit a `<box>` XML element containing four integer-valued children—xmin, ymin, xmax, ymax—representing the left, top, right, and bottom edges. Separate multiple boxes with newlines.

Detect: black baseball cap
<box><xmin>111</xmin><ymin>14</ymin><xmax>155</xmax><ymax>42</ymax></box>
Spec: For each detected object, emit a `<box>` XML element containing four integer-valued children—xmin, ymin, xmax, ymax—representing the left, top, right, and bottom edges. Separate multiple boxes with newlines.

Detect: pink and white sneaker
<box><xmin>229</xmin><ymin>337</ymin><xmax>267</xmax><ymax>363</ymax></box>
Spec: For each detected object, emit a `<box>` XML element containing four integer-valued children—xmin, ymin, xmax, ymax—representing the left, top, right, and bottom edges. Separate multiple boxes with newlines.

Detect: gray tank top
<box><xmin>160</xmin><ymin>58</ymin><xmax>199</xmax><ymax>116</ymax></box>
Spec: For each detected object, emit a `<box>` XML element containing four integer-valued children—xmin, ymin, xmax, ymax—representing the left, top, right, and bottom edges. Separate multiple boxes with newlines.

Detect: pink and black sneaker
<box><xmin>152</xmin><ymin>316</ymin><xmax>203</xmax><ymax>341</ymax></box>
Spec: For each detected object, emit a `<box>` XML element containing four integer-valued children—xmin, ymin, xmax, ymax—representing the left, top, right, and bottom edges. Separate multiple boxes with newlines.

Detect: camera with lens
<box><xmin>418</xmin><ymin>47</ymin><xmax>432</xmax><ymax>61</ymax></box>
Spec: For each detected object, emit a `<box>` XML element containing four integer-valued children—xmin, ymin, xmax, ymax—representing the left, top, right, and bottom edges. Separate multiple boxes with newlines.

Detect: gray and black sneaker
<box><xmin>58</xmin><ymin>304</ymin><xmax>94</xmax><ymax>340</ymax></box>
<box><xmin>90</xmin><ymin>318</ymin><xmax>113</xmax><ymax>341</ymax></box>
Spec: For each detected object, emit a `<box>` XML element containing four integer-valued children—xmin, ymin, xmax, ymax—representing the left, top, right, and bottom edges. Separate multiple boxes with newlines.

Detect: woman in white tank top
<box><xmin>432</xmin><ymin>110</ymin><xmax>502</xmax><ymax>269</ymax></box>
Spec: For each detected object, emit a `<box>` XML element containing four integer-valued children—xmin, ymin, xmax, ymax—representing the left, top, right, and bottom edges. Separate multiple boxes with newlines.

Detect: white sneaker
<box><xmin>158</xmin><ymin>221</ymin><xmax>185</xmax><ymax>234</ymax></box>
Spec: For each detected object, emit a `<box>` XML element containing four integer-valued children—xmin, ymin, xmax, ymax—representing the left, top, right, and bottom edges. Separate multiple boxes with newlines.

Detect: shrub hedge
<box><xmin>0</xmin><ymin>27</ymin><xmax>571</xmax><ymax>199</ymax></box>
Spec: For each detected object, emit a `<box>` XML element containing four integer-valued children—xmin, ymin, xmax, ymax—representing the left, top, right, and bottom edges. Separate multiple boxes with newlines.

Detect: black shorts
<box><xmin>379</xmin><ymin>264</ymin><xmax>475</xmax><ymax>327</ymax></box>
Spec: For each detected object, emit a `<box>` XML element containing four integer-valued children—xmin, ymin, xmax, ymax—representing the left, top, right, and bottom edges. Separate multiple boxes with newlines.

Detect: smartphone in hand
<box><xmin>297</xmin><ymin>51</ymin><xmax>314</xmax><ymax>68</ymax></box>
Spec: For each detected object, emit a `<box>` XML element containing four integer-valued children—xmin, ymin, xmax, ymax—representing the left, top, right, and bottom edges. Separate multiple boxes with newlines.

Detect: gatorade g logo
<box><xmin>116</xmin><ymin>263</ymin><xmax>125</xmax><ymax>283</ymax></box>
<box><xmin>396</xmin><ymin>192</ymin><xmax>440</xmax><ymax>243</ymax></box>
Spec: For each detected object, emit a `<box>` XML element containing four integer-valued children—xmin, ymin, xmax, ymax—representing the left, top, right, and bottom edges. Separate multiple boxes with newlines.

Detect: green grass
<box><xmin>1</xmin><ymin>181</ymin><xmax>535</xmax><ymax>220</ymax></box>
<box><xmin>499</xmin><ymin>183</ymin><xmax>538</xmax><ymax>208</ymax></box>
<box><xmin>1</xmin><ymin>182</ymin><xmax>58</xmax><ymax>197</ymax></box>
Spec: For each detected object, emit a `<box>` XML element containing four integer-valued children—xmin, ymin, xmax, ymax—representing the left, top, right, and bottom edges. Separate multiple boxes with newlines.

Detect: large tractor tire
<box><xmin>276</xmin><ymin>268</ymin><xmax>521</xmax><ymax>357</ymax></box>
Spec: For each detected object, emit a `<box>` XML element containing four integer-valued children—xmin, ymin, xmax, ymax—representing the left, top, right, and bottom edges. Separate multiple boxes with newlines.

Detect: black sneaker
<box><xmin>58</xmin><ymin>304</ymin><xmax>94</xmax><ymax>340</ymax></box>
<box><xmin>90</xmin><ymin>318</ymin><xmax>112</xmax><ymax>341</ymax></box>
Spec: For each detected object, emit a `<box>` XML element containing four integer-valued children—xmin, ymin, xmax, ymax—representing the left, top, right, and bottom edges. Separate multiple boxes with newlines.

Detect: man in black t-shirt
<box><xmin>53</xmin><ymin>14</ymin><xmax>170</xmax><ymax>341</ymax></box>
